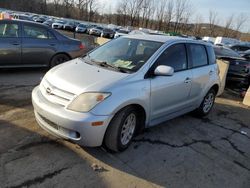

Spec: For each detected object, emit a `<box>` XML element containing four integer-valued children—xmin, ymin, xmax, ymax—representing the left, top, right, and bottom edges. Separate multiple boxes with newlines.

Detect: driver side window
<box><xmin>155</xmin><ymin>44</ymin><xmax>187</xmax><ymax>72</ymax></box>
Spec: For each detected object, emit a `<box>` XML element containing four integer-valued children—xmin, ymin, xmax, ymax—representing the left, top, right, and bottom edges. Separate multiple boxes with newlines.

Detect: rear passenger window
<box><xmin>155</xmin><ymin>44</ymin><xmax>187</xmax><ymax>72</ymax></box>
<box><xmin>206</xmin><ymin>46</ymin><xmax>216</xmax><ymax>64</ymax></box>
<box><xmin>23</xmin><ymin>25</ymin><xmax>48</xmax><ymax>39</ymax></box>
<box><xmin>189</xmin><ymin>44</ymin><xmax>208</xmax><ymax>68</ymax></box>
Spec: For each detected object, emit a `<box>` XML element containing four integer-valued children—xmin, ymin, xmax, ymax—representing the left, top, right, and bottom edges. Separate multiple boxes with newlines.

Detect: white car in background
<box><xmin>114</xmin><ymin>29</ymin><xmax>130</xmax><ymax>38</ymax></box>
<box><xmin>52</xmin><ymin>20</ymin><xmax>65</xmax><ymax>29</ymax></box>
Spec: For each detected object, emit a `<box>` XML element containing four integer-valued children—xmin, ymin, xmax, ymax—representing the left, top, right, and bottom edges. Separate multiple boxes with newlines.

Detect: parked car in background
<box><xmin>101</xmin><ymin>28</ymin><xmax>115</xmax><ymax>38</ymax></box>
<box><xmin>241</xmin><ymin>50</ymin><xmax>250</xmax><ymax>60</ymax></box>
<box><xmin>33</xmin><ymin>16</ymin><xmax>47</xmax><ymax>23</ymax></box>
<box><xmin>89</xmin><ymin>26</ymin><xmax>103</xmax><ymax>36</ymax></box>
<box><xmin>86</xmin><ymin>24</ymin><xmax>97</xmax><ymax>34</ymax></box>
<box><xmin>114</xmin><ymin>29</ymin><xmax>130</xmax><ymax>38</ymax></box>
<box><xmin>52</xmin><ymin>20</ymin><xmax>66</xmax><ymax>29</ymax></box>
<box><xmin>214</xmin><ymin>37</ymin><xmax>240</xmax><ymax>46</ymax></box>
<box><xmin>229</xmin><ymin>44</ymin><xmax>250</xmax><ymax>54</ymax></box>
<box><xmin>32</xmin><ymin>35</ymin><xmax>220</xmax><ymax>152</ymax></box>
<box><xmin>0</xmin><ymin>19</ymin><xmax>86</xmax><ymax>68</ymax></box>
<box><xmin>63</xmin><ymin>21</ymin><xmax>77</xmax><ymax>31</ymax></box>
<box><xmin>214</xmin><ymin>46</ymin><xmax>250</xmax><ymax>90</ymax></box>
<box><xmin>75</xmin><ymin>23</ymin><xmax>87</xmax><ymax>33</ymax></box>
<box><xmin>43</xmin><ymin>19</ymin><xmax>54</xmax><ymax>27</ymax></box>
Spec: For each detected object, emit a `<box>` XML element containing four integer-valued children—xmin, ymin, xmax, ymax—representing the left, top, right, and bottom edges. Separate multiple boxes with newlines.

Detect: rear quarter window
<box><xmin>206</xmin><ymin>46</ymin><xmax>216</xmax><ymax>64</ymax></box>
<box><xmin>188</xmin><ymin>44</ymin><xmax>208</xmax><ymax>68</ymax></box>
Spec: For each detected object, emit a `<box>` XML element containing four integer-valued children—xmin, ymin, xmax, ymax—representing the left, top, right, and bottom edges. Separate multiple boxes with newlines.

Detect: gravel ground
<box><xmin>0</xmin><ymin>68</ymin><xmax>250</xmax><ymax>188</ymax></box>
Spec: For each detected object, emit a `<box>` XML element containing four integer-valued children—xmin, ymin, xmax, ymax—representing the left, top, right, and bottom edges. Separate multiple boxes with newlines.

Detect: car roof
<box><xmin>123</xmin><ymin>34</ymin><xmax>211</xmax><ymax>46</ymax></box>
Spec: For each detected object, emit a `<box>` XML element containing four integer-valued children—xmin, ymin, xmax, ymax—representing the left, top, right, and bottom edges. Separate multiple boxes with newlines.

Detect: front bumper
<box><xmin>32</xmin><ymin>86</ymin><xmax>112</xmax><ymax>147</ymax></box>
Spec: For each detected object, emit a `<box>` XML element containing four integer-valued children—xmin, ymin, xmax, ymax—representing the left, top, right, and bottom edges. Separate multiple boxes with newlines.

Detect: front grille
<box><xmin>40</xmin><ymin>79</ymin><xmax>75</xmax><ymax>106</ymax></box>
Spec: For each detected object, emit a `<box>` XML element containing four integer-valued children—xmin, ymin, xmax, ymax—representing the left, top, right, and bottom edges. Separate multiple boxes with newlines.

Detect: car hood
<box><xmin>44</xmin><ymin>58</ymin><xmax>129</xmax><ymax>95</ymax></box>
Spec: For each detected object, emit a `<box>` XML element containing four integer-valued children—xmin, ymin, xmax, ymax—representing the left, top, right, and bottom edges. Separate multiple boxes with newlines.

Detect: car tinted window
<box><xmin>206</xmin><ymin>46</ymin><xmax>216</xmax><ymax>64</ymax></box>
<box><xmin>189</xmin><ymin>44</ymin><xmax>208</xmax><ymax>68</ymax></box>
<box><xmin>0</xmin><ymin>23</ymin><xmax>19</xmax><ymax>38</ymax></box>
<box><xmin>23</xmin><ymin>25</ymin><xmax>48</xmax><ymax>39</ymax></box>
<box><xmin>155</xmin><ymin>44</ymin><xmax>187</xmax><ymax>72</ymax></box>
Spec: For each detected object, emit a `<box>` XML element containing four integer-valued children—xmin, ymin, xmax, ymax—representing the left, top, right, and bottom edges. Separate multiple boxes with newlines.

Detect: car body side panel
<box><xmin>21</xmin><ymin>38</ymin><xmax>59</xmax><ymax>66</ymax></box>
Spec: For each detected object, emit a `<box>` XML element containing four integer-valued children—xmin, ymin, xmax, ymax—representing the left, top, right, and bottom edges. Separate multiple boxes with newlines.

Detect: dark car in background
<box><xmin>0</xmin><ymin>20</ymin><xmax>86</xmax><ymax>68</ymax></box>
<box><xmin>214</xmin><ymin>46</ymin><xmax>250</xmax><ymax>90</ymax></box>
<box><xmin>101</xmin><ymin>28</ymin><xmax>115</xmax><ymax>38</ymax></box>
<box><xmin>241</xmin><ymin>50</ymin><xmax>250</xmax><ymax>60</ymax></box>
<box><xmin>229</xmin><ymin>44</ymin><xmax>250</xmax><ymax>54</ymax></box>
<box><xmin>33</xmin><ymin>16</ymin><xmax>47</xmax><ymax>23</ymax></box>
<box><xmin>63</xmin><ymin>21</ymin><xmax>77</xmax><ymax>31</ymax></box>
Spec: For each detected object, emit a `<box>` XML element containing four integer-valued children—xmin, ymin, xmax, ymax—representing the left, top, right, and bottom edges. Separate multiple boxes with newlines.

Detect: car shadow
<box><xmin>82</xmin><ymin>96</ymin><xmax>250</xmax><ymax>187</ymax></box>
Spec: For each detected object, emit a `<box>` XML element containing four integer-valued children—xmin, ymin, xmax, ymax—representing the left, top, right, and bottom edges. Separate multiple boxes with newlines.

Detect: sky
<box><xmin>98</xmin><ymin>0</ymin><xmax>250</xmax><ymax>32</ymax></box>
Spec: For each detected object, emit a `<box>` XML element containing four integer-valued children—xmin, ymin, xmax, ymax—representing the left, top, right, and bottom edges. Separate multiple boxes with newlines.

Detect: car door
<box><xmin>21</xmin><ymin>23</ymin><xmax>58</xmax><ymax>66</ymax></box>
<box><xmin>0</xmin><ymin>22</ymin><xmax>21</xmax><ymax>66</ymax></box>
<box><xmin>149</xmin><ymin>43</ymin><xmax>193</xmax><ymax>124</ymax></box>
<box><xmin>187</xmin><ymin>44</ymin><xmax>214</xmax><ymax>103</ymax></box>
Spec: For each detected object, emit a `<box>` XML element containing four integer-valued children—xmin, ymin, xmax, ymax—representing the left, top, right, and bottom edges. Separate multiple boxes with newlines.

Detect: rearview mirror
<box><xmin>154</xmin><ymin>65</ymin><xmax>174</xmax><ymax>76</ymax></box>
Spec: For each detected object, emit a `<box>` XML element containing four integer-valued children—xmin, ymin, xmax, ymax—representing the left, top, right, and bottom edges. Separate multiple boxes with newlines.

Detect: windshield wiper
<box><xmin>91</xmin><ymin>60</ymin><xmax>132</xmax><ymax>73</ymax></box>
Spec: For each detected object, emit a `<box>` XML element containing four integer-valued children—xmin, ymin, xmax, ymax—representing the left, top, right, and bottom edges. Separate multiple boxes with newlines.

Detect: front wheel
<box><xmin>104</xmin><ymin>107</ymin><xmax>138</xmax><ymax>152</ymax></box>
<box><xmin>50</xmin><ymin>54</ymin><xmax>70</xmax><ymax>68</ymax></box>
<box><xmin>195</xmin><ymin>89</ymin><xmax>216</xmax><ymax>117</ymax></box>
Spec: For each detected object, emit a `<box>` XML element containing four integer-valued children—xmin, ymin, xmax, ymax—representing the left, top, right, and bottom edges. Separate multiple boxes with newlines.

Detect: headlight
<box><xmin>67</xmin><ymin>92</ymin><xmax>111</xmax><ymax>112</ymax></box>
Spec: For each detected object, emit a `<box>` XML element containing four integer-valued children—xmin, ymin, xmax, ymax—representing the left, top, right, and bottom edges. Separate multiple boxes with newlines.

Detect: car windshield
<box><xmin>214</xmin><ymin>46</ymin><xmax>242</xmax><ymax>59</ymax></box>
<box><xmin>55</xmin><ymin>20</ymin><xmax>65</xmax><ymax>24</ymax></box>
<box><xmin>86</xmin><ymin>37</ymin><xmax>163</xmax><ymax>73</ymax></box>
<box><xmin>118</xmin><ymin>30</ymin><xmax>129</xmax><ymax>34</ymax></box>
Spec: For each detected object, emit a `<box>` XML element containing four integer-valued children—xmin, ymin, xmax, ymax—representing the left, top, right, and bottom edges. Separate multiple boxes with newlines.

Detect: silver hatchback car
<box><xmin>32</xmin><ymin>35</ymin><xmax>220</xmax><ymax>152</ymax></box>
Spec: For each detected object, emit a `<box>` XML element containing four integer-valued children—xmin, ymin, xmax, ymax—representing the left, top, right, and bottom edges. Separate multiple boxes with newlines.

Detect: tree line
<box><xmin>0</xmin><ymin>0</ymin><xmax>248</xmax><ymax>38</ymax></box>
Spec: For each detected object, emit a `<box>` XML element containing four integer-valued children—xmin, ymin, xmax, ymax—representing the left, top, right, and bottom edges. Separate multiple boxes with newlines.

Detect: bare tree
<box><xmin>233</xmin><ymin>13</ymin><xmax>248</xmax><ymax>38</ymax></box>
<box><xmin>164</xmin><ymin>0</ymin><xmax>174</xmax><ymax>32</ymax></box>
<box><xmin>173</xmin><ymin>0</ymin><xmax>191</xmax><ymax>33</ymax></box>
<box><xmin>223</xmin><ymin>14</ymin><xmax>234</xmax><ymax>37</ymax></box>
<box><xmin>208</xmin><ymin>10</ymin><xmax>219</xmax><ymax>36</ymax></box>
<box><xmin>63</xmin><ymin>0</ymin><xmax>74</xmax><ymax>17</ymax></box>
<box><xmin>193</xmin><ymin>13</ymin><xmax>203</xmax><ymax>36</ymax></box>
<box><xmin>87</xmin><ymin>0</ymin><xmax>98</xmax><ymax>21</ymax></box>
<box><xmin>116</xmin><ymin>0</ymin><xmax>129</xmax><ymax>26</ymax></box>
<box><xmin>144</xmin><ymin>0</ymin><xmax>155</xmax><ymax>28</ymax></box>
<box><xmin>155</xmin><ymin>0</ymin><xmax>167</xmax><ymax>30</ymax></box>
<box><xmin>127</xmin><ymin>0</ymin><xmax>144</xmax><ymax>26</ymax></box>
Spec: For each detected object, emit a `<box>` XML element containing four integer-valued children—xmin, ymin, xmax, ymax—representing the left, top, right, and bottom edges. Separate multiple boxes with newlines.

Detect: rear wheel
<box><xmin>50</xmin><ymin>54</ymin><xmax>70</xmax><ymax>68</ymax></box>
<box><xmin>104</xmin><ymin>107</ymin><xmax>138</xmax><ymax>152</ymax></box>
<box><xmin>195</xmin><ymin>89</ymin><xmax>216</xmax><ymax>117</ymax></box>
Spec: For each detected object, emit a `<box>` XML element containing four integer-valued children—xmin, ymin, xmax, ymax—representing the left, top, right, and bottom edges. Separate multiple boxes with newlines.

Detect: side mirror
<box><xmin>154</xmin><ymin>65</ymin><xmax>174</xmax><ymax>76</ymax></box>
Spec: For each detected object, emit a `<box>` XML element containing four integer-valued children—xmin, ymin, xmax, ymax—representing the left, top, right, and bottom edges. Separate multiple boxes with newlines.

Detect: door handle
<box><xmin>184</xmin><ymin>77</ymin><xmax>192</xmax><ymax>83</ymax></box>
<box><xmin>49</xmin><ymin>43</ymin><xmax>56</xmax><ymax>46</ymax></box>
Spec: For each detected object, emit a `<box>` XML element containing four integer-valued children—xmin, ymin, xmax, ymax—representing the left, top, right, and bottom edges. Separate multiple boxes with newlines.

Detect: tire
<box><xmin>50</xmin><ymin>54</ymin><xmax>70</xmax><ymax>68</ymax></box>
<box><xmin>195</xmin><ymin>89</ymin><xmax>216</xmax><ymax>117</ymax></box>
<box><xmin>104</xmin><ymin>107</ymin><xmax>138</xmax><ymax>152</ymax></box>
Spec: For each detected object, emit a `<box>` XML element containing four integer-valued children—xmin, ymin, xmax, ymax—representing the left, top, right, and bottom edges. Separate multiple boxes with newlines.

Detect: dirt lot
<box><xmin>0</xmin><ymin>68</ymin><xmax>250</xmax><ymax>188</ymax></box>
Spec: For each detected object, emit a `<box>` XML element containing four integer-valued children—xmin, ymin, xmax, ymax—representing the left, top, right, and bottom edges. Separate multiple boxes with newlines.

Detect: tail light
<box><xmin>79</xmin><ymin>43</ymin><xmax>85</xmax><ymax>50</ymax></box>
